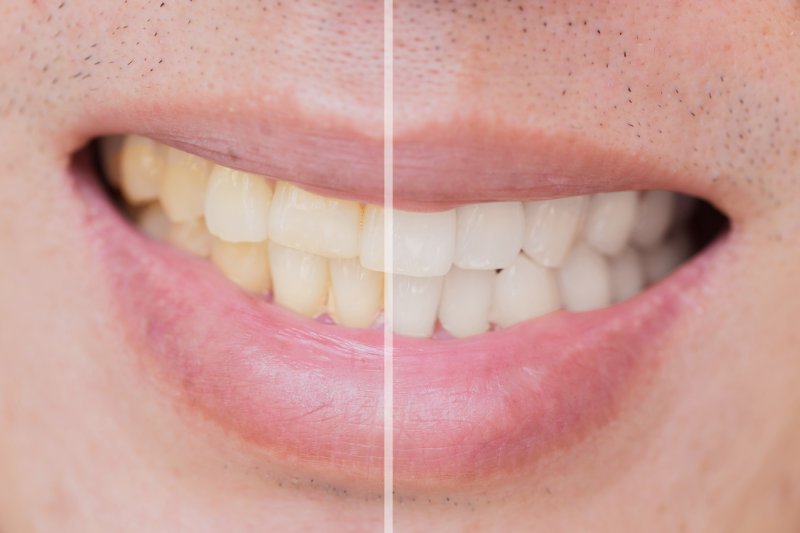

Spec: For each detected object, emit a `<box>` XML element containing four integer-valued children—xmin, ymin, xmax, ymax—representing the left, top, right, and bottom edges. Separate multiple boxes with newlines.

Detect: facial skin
<box><xmin>1</xmin><ymin>1</ymin><xmax>799</xmax><ymax>531</ymax></box>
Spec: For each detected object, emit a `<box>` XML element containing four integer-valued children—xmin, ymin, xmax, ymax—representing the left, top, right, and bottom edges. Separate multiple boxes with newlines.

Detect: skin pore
<box><xmin>1</xmin><ymin>1</ymin><xmax>799</xmax><ymax>531</ymax></box>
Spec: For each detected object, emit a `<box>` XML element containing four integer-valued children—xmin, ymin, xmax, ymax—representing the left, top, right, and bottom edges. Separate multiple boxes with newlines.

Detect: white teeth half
<box><xmin>111</xmin><ymin>136</ymin><xmax>699</xmax><ymax>338</ymax></box>
<box><xmin>454</xmin><ymin>202</ymin><xmax>524</xmax><ymax>270</ymax></box>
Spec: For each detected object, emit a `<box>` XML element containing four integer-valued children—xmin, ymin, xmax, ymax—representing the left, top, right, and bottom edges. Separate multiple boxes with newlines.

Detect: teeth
<box><xmin>490</xmin><ymin>254</ymin><xmax>561</xmax><ymax>328</ymax></box>
<box><xmin>167</xmin><ymin>219</ymin><xmax>213</xmax><ymax>257</ymax></box>
<box><xmin>329</xmin><ymin>258</ymin><xmax>383</xmax><ymax>328</ymax></box>
<box><xmin>438</xmin><ymin>267</ymin><xmax>495</xmax><ymax>337</ymax></box>
<box><xmin>393</xmin><ymin>274</ymin><xmax>444</xmax><ymax>337</ymax></box>
<box><xmin>642</xmin><ymin>233</ymin><xmax>692</xmax><ymax>283</ymax></box>
<box><xmin>119</xmin><ymin>135</ymin><xmax>166</xmax><ymax>204</ymax></box>
<box><xmin>135</xmin><ymin>203</ymin><xmax>171</xmax><ymax>241</ymax></box>
<box><xmin>584</xmin><ymin>192</ymin><xmax>638</xmax><ymax>256</ymax></box>
<box><xmin>99</xmin><ymin>135</ymin><xmax>125</xmax><ymax>188</ymax></box>
<box><xmin>454</xmin><ymin>202</ymin><xmax>524</xmax><ymax>269</ymax></box>
<box><xmin>204</xmin><ymin>166</ymin><xmax>272</xmax><ymax>243</ymax></box>
<box><xmin>359</xmin><ymin>205</ymin><xmax>385</xmax><ymax>272</ymax></box>
<box><xmin>268</xmin><ymin>182</ymin><xmax>362</xmax><ymax>258</ymax></box>
<box><xmin>609</xmin><ymin>247</ymin><xmax>645</xmax><ymax>302</ymax></box>
<box><xmin>159</xmin><ymin>147</ymin><xmax>212</xmax><ymax>223</ymax></box>
<box><xmin>393</xmin><ymin>209</ymin><xmax>456</xmax><ymax>277</ymax></box>
<box><xmin>631</xmin><ymin>191</ymin><xmax>675</xmax><ymax>248</ymax></box>
<box><xmin>211</xmin><ymin>239</ymin><xmax>271</xmax><ymax>293</ymax></box>
<box><xmin>269</xmin><ymin>242</ymin><xmax>329</xmax><ymax>318</ymax></box>
<box><xmin>523</xmin><ymin>196</ymin><xmax>588</xmax><ymax>267</ymax></box>
<box><xmin>558</xmin><ymin>243</ymin><xmax>612</xmax><ymax>312</ymax></box>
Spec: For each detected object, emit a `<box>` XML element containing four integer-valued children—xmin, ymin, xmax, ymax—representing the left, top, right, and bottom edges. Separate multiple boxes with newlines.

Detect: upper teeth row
<box><xmin>102</xmin><ymin>135</ymin><xmax>692</xmax><ymax>338</ymax></box>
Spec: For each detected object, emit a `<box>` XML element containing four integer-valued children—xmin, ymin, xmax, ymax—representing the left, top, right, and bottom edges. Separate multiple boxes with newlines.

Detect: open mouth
<box><xmin>74</xmin><ymin>131</ymin><xmax>728</xmax><ymax>492</ymax></box>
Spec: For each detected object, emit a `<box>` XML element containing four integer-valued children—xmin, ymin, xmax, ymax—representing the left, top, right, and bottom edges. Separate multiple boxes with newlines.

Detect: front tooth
<box><xmin>631</xmin><ymin>191</ymin><xmax>675</xmax><ymax>248</ymax></box>
<box><xmin>269</xmin><ymin>242</ymin><xmax>329</xmax><ymax>318</ymax></box>
<box><xmin>439</xmin><ymin>267</ymin><xmax>495</xmax><ymax>337</ymax></box>
<box><xmin>609</xmin><ymin>247</ymin><xmax>645</xmax><ymax>302</ymax></box>
<box><xmin>642</xmin><ymin>233</ymin><xmax>692</xmax><ymax>283</ymax></box>
<box><xmin>159</xmin><ymin>147</ymin><xmax>212</xmax><ymax>223</ymax></box>
<box><xmin>454</xmin><ymin>202</ymin><xmax>524</xmax><ymax>270</ymax></box>
<box><xmin>204</xmin><ymin>165</ymin><xmax>272</xmax><ymax>243</ymax></box>
<box><xmin>359</xmin><ymin>205</ymin><xmax>385</xmax><ymax>272</ymax></box>
<box><xmin>522</xmin><ymin>196</ymin><xmax>588</xmax><ymax>267</ymax></box>
<box><xmin>490</xmin><ymin>254</ymin><xmax>561</xmax><ymax>328</ymax></box>
<box><xmin>167</xmin><ymin>219</ymin><xmax>213</xmax><ymax>257</ymax></box>
<box><xmin>211</xmin><ymin>239</ymin><xmax>271</xmax><ymax>293</ymax></box>
<box><xmin>119</xmin><ymin>135</ymin><xmax>166</xmax><ymax>204</ymax></box>
<box><xmin>393</xmin><ymin>275</ymin><xmax>444</xmax><ymax>337</ymax></box>
<box><xmin>558</xmin><ymin>243</ymin><xmax>612</xmax><ymax>311</ymax></box>
<box><xmin>329</xmin><ymin>258</ymin><xmax>383</xmax><ymax>328</ymax></box>
<box><xmin>135</xmin><ymin>203</ymin><xmax>171</xmax><ymax>241</ymax></box>
<box><xmin>584</xmin><ymin>191</ymin><xmax>638</xmax><ymax>256</ymax></box>
<box><xmin>394</xmin><ymin>209</ymin><xmax>456</xmax><ymax>277</ymax></box>
<box><xmin>268</xmin><ymin>182</ymin><xmax>362</xmax><ymax>258</ymax></box>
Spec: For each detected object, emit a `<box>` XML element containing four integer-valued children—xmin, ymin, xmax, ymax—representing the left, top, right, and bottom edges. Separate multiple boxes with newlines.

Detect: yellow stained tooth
<box><xmin>159</xmin><ymin>147</ymin><xmax>212</xmax><ymax>222</ymax></box>
<box><xmin>269</xmin><ymin>242</ymin><xmax>329</xmax><ymax>318</ymax></box>
<box><xmin>119</xmin><ymin>135</ymin><xmax>166</xmax><ymax>204</ymax></box>
<box><xmin>204</xmin><ymin>165</ymin><xmax>272</xmax><ymax>243</ymax></box>
<box><xmin>167</xmin><ymin>218</ymin><xmax>213</xmax><ymax>257</ymax></box>
<box><xmin>211</xmin><ymin>239</ymin><xmax>271</xmax><ymax>293</ymax></box>
<box><xmin>268</xmin><ymin>182</ymin><xmax>362</xmax><ymax>258</ymax></box>
<box><xmin>329</xmin><ymin>258</ymin><xmax>383</xmax><ymax>328</ymax></box>
<box><xmin>99</xmin><ymin>135</ymin><xmax>125</xmax><ymax>188</ymax></box>
<box><xmin>135</xmin><ymin>203</ymin><xmax>171</xmax><ymax>241</ymax></box>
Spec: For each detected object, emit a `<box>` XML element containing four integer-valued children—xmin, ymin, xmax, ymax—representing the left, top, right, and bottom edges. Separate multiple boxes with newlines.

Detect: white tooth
<box><xmin>642</xmin><ymin>233</ymin><xmax>692</xmax><ymax>283</ymax></box>
<box><xmin>394</xmin><ymin>209</ymin><xmax>456</xmax><ymax>277</ymax></box>
<box><xmin>269</xmin><ymin>242</ymin><xmax>329</xmax><ymax>318</ymax></box>
<box><xmin>136</xmin><ymin>203</ymin><xmax>170</xmax><ymax>241</ymax></box>
<box><xmin>454</xmin><ymin>202</ymin><xmax>524</xmax><ymax>269</ymax></box>
<box><xmin>522</xmin><ymin>196</ymin><xmax>588</xmax><ymax>267</ymax></box>
<box><xmin>558</xmin><ymin>243</ymin><xmax>612</xmax><ymax>311</ymax></box>
<box><xmin>167</xmin><ymin>218</ymin><xmax>213</xmax><ymax>257</ymax></box>
<box><xmin>204</xmin><ymin>166</ymin><xmax>272</xmax><ymax>243</ymax></box>
<box><xmin>490</xmin><ymin>254</ymin><xmax>561</xmax><ymax>328</ymax></box>
<box><xmin>609</xmin><ymin>247</ymin><xmax>645</xmax><ymax>302</ymax></box>
<box><xmin>438</xmin><ymin>267</ymin><xmax>494</xmax><ymax>337</ymax></box>
<box><xmin>119</xmin><ymin>135</ymin><xmax>166</xmax><ymax>204</ymax></box>
<box><xmin>159</xmin><ymin>147</ymin><xmax>212</xmax><ymax>223</ymax></box>
<box><xmin>329</xmin><ymin>258</ymin><xmax>383</xmax><ymax>328</ymax></box>
<box><xmin>211</xmin><ymin>239</ymin><xmax>271</xmax><ymax>293</ymax></box>
<box><xmin>268</xmin><ymin>182</ymin><xmax>362</xmax><ymax>258</ymax></box>
<box><xmin>393</xmin><ymin>274</ymin><xmax>444</xmax><ymax>337</ymax></box>
<box><xmin>99</xmin><ymin>135</ymin><xmax>124</xmax><ymax>188</ymax></box>
<box><xmin>631</xmin><ymin>191</ymin><xmax>675</xmax><ymax>248</ymax></box>
<box><xmin>584</xmin><ymin>191</ymin><xmax>638</xmax><ymax>256</ymax></box>
<box><xmin>359</xmin><ymin>205</ymin><xmax>385</xmax><ymax>272</ymax></box>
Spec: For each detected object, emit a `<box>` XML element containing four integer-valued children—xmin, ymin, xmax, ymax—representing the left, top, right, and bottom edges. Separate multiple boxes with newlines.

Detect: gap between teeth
<box><xmin>102</xmin><ymin>135</ymin><xmax>694</xmax><ymax>339</ymax></box>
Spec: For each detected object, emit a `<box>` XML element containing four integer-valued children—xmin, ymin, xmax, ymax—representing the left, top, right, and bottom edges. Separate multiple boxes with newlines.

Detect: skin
<box><xmin>1</xmin><ymin>0</ymin><xmax>799</xmax><ymax>531</ymax></box>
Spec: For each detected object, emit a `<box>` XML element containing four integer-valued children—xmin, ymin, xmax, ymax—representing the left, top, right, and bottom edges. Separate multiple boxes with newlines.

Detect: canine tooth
<box><xmin>268</xmin><ymin>182</ymin><xmax>362</xmax><ymax>258</ymax></box>
<box><xmin>642</xmin><ymin>233</ymin><xmax>692</xmax><ymax>283</ymax></box>
<box><xmin>490</xmin><ymin>254</ymin><xmax>561</xmax><ymax>328</ymax></box>
<box><xmin>269</xmin><ymin>242</ymin><xmax>328</xmax><ymax>318</ymax></box>
<box><xmin>119</xmin><ymin>135</ymin><xmax>166</xmax><ymax>204</ymax></box>
<box><xmin>559</xmin><ymin>243</ymin><xmax>612</xmax><ymax>311</ymax></box>
<box><xmin>211</xmin><ymin>239</ymin><xmax>271</xmax><ymax>293</ymax></box>
<box><xmin>394</xmin><ymin>209</ymin><xmax>456</xmax><ymax>277</ymax></box>
<box><xmin>329</xmin><ymin>258</ymin><xmax>383</xmax><ymax>328</ymax></box>
<box><xmin>159</xmin><ymin>147</ymin><xmax>212</xmax><ymax>222</ymax></box>
<box><xmin>584</xmin><ymin>191</ymin><xmax>638</xmax><ymax>256</ymax></box>
<box><xmin>136</xmin><ymin>203</ymin><xmax>170</xmax><ymax>241</ymax></box>
<box><xmin>523</xmin><ymin>196</ymin><xmax>587</xmax><ymax>267</ymax></box>
<box><xmin>99</xmin><ymin>135</ymin><xmax>124</xmax><ymax>188</ymax></box>
<box><xmin>205</xmin><ymin>166</ymin><xmax>272</xmax><ymax>243</ymax></box>
<box><xmin>359</xmin><ymin>205</ymin><xmax>385</xmax><ymax>271</ymax></box>
<box><xmin>439</xmin><ymin>267</ymin><xmax>494</xmax><ymax>337</ymax></box>
<box><xmin>393</xmin><ymin>275</ymin><xmax>444</xmax><ymax>337</ymax></box>
<box><xmin>631</xmin><ymin>191</ymin><xmax>675</xmax><ymax>248</ymax></box>
<box><xmin>454</xmin><ymin>202</ymin><xmax>524</xmax><ymax>269</ymax></box>
<box><xmin>609</xmin><ymin>247</ymin><xmax>645</xmax><ymax>302</ymax></box>
<box><xmin>167</xmin><ymin>219</ymin><xmax>213</xmax><ymax>257</ymax></box>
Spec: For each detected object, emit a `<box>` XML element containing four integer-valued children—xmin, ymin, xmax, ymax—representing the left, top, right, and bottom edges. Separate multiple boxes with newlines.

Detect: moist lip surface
<box><xmin>76</xmin><ymin>136</ymin><xmax>724</xmax><ymax>490</ymax></box>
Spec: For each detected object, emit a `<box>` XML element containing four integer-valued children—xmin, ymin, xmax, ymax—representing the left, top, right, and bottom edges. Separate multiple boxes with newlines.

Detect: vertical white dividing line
<box><xmin>382</xmin><ymin>0</ymin><xmax>394</xmax><ymax>531</ymax></box>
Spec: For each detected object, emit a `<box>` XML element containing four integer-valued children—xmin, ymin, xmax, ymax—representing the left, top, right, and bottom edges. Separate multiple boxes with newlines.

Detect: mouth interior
<box><xmin>90</xmin><ymin>135</ymin><xmax>728</xmax><ymax>339</ymax></box>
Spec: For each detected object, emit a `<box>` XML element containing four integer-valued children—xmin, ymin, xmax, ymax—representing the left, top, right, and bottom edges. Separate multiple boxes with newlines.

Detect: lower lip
<box><xmin>75</xmin><ymin>158</ymin><xmax>723</xmax><ymax>491</ymax></box>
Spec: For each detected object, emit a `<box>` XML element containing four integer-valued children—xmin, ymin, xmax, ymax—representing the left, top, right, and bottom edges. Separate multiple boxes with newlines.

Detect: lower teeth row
<box><xmin>102</xmin><ymin>135</ymin><xmax>695</xmax><ymax>338</ymax></box>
